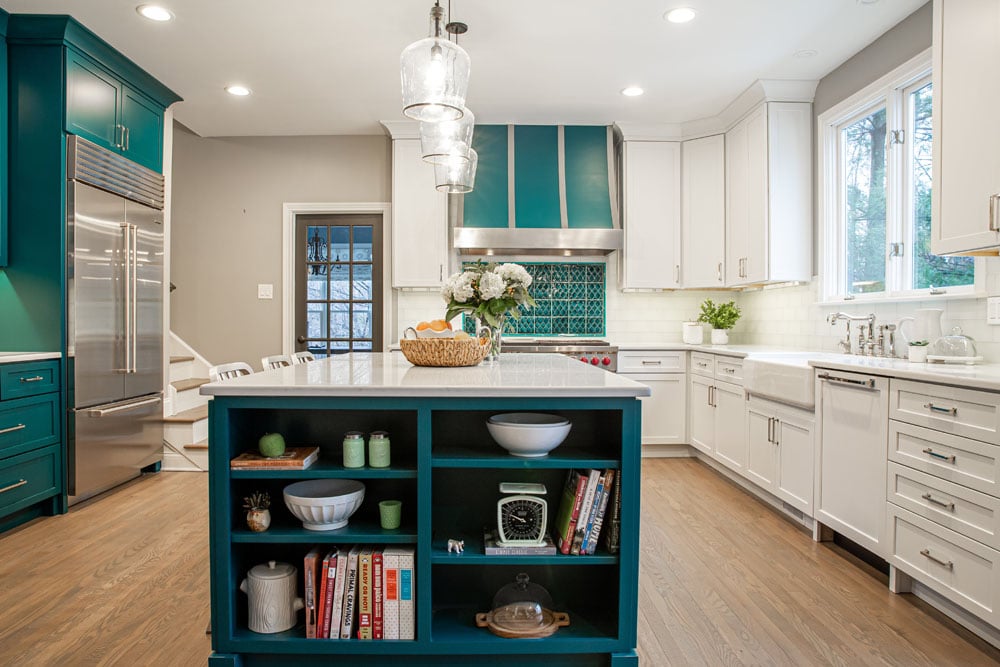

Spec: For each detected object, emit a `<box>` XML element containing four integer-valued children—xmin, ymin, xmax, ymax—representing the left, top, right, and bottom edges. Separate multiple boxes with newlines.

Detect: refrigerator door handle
<box><xmin>130</xmin><ymin>223</ymin><xmax>138</xmax><ymax>374</ymax></box>
<box><xmin>121</xmin><ymin>222</ymin><xmax>131</xmax><ymax>374</ymax></box>
<box><xmin>85</xmin><ymin>394</ymin><xmax>162</xmax><ymax>417</ymax></box>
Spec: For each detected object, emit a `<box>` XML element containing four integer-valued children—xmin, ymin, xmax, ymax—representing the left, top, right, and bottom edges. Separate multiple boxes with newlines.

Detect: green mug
<box><xmin>379</xmin><ymin>500</ymin><xmax>402</xmax><ymax>530</ymax></box>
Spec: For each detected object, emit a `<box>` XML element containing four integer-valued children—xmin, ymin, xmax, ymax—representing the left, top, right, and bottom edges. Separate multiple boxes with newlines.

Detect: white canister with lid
<box><xmin>682</xmin><ymin>322</ymin><xmax>704</xmax><ymax>345</ymax></box>
<box><xmin>240</xmin><ymin>560</ymin><xmax>304</xmax><ymax>633</ymax></box>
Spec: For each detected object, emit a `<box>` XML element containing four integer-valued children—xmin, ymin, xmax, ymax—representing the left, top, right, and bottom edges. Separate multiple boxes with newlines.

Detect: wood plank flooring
<box><xmin>1</xmin><ymin>460</ymin><xmax>998</xmax><ymax>665</ymax></box>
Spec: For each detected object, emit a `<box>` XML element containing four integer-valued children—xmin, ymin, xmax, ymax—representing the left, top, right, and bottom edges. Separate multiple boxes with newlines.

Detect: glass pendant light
<box><xmin>434</xmin><ymin>148</ymin><xmax>478</xmax><ymax>193</ymax></box>
<box><xmin>420</xmin><ymin>107</ymin><xmax>474</xmax><ymax>164</ymax></box>
<box><xmin>401</xmin><ymin>2</ymin><xmax>471</xmax><ymax>123</ymax></box>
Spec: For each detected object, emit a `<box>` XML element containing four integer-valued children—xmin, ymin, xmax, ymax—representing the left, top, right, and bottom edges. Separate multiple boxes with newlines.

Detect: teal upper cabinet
<box><xmin>9</xmin><ymin>15</ymin><xmax>181</xmax><ymax>173</ymax></box>
<box><xmin>66</xmin><ymin>48</ymin><xmax>164</xmax><ymax>171</ymax></box>
<box><xmin>462</xmin><ymin>125</ymin><xmax>616</xmax><ymax>230</ymax></box>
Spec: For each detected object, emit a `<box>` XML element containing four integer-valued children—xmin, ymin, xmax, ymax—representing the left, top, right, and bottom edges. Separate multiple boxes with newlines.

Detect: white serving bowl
<box><xmin>486</xmin><ymin>413</ymin><xmax>572</xmax><ymax>457</ymax></box>
<box><xmin>283</xmin><ymin>479</ymin><xmax>365</xmax><ymax>531</ymax></box>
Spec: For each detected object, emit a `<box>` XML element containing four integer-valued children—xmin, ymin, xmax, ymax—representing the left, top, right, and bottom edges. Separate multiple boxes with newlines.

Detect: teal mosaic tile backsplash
<box><xmin>463</xmin><ymin>262</ymin><xmax>606</xmax><ymax>337</ymax></box>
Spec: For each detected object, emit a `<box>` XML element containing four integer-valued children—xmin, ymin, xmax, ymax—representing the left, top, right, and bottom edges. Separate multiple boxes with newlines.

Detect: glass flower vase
<box><xmin>476</xmin><ymin>315</ymin><xmax>506</xmax><ymax>362</ymax></box>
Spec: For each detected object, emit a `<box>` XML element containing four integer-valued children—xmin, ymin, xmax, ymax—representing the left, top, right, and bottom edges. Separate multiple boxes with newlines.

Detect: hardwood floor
<box><xmin>1</xmin><ymin>461</ymin><xmax>998</xmax><ymax>666</ymax></box>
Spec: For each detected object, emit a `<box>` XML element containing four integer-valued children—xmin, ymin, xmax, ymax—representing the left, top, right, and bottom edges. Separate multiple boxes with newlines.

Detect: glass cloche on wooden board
<box><xmin>475</xmin><ymin>573</ymin><xmax>570</xmax><ymax>638</ymax></box>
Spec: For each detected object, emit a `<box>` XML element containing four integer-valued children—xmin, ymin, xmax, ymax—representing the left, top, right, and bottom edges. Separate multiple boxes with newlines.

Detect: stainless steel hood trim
<box><xmin>452</xmin><ymin>227</ymin><xmax>623</xmax><ymax>256</ymax></box>
<box><xmin>67</xmin><ymin>135</ymin><xmax>165</xmax><ymax>210</ymax></box>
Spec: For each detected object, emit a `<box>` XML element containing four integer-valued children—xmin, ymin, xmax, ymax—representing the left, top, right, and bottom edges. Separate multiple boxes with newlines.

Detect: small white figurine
<box><xmin>447</xmin><ymin>538</ymin><xmax>464</xmax><ymax>554</ymax></box>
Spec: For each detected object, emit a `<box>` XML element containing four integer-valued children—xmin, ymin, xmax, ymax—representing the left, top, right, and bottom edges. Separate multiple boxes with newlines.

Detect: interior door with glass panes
<box><xmin>295</xmin><ymin>214</ymin><xmax>383</xmax><ymax>356</ymax></box>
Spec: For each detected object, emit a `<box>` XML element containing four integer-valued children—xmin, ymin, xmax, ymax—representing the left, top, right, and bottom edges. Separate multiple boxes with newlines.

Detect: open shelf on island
<box><xmin>231</xmin><ymin>461</ymin><xmax>418</xmax><ymax>480</ymax></box>
<box><xmin>232</xmin><ymin>519</ymin><xmax>417</xmax><ymax>544</ymax></box>
<box><xmin>432</xmin><ymin>446</ymin><xmax>618</xmax><ymax>469</ymax></box>
<box><xmin>429</xmin><ymin>607</ymin><xmax>620</xmax><ymax>652</ymax></box>
<box><xmin>430</xmin><ymin>535</ymin><xmax>618</xmax><ymax>565</ymax></box>
<box><xmin>229</xmin><ymin>628</ymin><xmax>420</xmax><ymax>653</ymax></box>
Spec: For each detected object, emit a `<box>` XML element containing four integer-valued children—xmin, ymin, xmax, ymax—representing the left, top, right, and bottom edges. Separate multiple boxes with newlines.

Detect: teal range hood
<box><xmin>453</xmin><ymin>125</ymin><xmax>622</xmax><ymax>256</ymax></box>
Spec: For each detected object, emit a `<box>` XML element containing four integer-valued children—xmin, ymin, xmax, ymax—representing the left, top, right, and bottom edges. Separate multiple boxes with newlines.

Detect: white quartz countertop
<box><xmin>805</xmin><ymin>355</ymin><xmax>1000</xmax><ymax>391</ymax></box>
<box><xmin>0</xmin><ymin>352</ymin><xmax>60</xmax><ymax>363</ymax></box>
<box><xmin>616</xmin><ymin>343</ymin><xmax>808</xmax><ymax>358</ymax></box>
<box><xmin>201</xmin><ymin>352</ymin><xmax>651</xmax><ymax>398</ymax></box>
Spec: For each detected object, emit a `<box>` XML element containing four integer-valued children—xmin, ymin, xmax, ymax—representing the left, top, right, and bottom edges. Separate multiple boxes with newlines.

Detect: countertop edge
<box><xmin>0</xmin><ymin>352</ymin><xmax>61</xmax><ymax>363</ymax></box>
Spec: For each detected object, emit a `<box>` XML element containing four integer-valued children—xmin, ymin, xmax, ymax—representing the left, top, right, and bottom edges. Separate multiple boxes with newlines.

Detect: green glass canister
<box><xmin>342</xmin><ymin>431</ymin><xmax>365</xmax><ymax>469</ymax></box>
<box><xmin>368</xmin><ymin>431</ymin><xmax>391</xmax><ymax>468</ymax></box>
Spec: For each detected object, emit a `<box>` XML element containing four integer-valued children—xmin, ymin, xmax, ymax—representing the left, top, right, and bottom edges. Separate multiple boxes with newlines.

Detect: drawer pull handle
<box><xmin>924</xmin><ymin>403</ymin><xmax>957</xmax><ymax>416</ymax></box>
<box><xmin>19</xmin><ymin>376</ymin><xmax>44</xmax><ymax>383</ymax></box>
<box><xmin>817</xmin><ymin>373</ymin><xmax>877</xmax><ymax>390</ymax></box>
<box><xmin>919</xmin><ymin>548</ymin><xmax>954</xmax><ymax>570</ymax></box>
<box><xmin>723</xmin><ymin>367</ymin><xmax>735</xmax><ymax>374</ymax></box>
<box><xmin>697</xmin><ymin>362</ymin><xmax>708</xmax><ymax>368</ymax></box>
<box><xmin>921</xmin><ymin>493</ymin><xmax>956</xmax><ymax>511</ymax></box>
<box><xmin>641</xmin><ymin>360</ymin><xmax>662</xmax><ymax>366</ymax></box>
<box><xmin>921</xmin><ymin>448</ymin><xmax>956</xmax><ymax>463</ymax></box>
<box><xmin>0</xmin><ymin>423</ymin><xmax>26</xmax><ymax>436</ymax></box>
<box><xmin>0</xmin><ymin>479</ymin><xmax>27</xmax><ymax>495</ymax></box>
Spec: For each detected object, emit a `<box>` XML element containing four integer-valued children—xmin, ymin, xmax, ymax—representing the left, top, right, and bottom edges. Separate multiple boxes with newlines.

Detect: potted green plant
<box><xmin>698</xmin><ymin>299</ymin><xmax>741</xmax><ymax>345</ymax></box>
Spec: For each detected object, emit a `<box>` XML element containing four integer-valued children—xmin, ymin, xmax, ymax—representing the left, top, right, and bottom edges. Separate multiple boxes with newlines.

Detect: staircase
<box><xmin>163</xmin><ymin>334</ymin><xmax>212</xmax><ymax>471</ymax></box>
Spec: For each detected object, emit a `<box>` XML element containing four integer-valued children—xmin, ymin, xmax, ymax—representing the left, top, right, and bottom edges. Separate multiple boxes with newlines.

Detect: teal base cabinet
<box><xmin>0</xmin><ymin>359</ymin><xmax>64</xmax><ymax>532</ymax></box>
<box><xmin>208</xmin><ymin>395</ymin><xmax>642</xmax><ymax>665</ymax></box>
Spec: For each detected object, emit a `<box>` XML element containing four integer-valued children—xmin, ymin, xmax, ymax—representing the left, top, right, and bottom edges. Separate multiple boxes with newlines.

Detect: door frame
<box><xmin>281</xmin><ymin>202</ymin><xmax>392</xmax><ymax>356</ymax></box>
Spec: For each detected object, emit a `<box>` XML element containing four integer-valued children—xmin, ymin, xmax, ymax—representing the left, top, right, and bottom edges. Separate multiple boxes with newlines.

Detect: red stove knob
<box><xmin>590</xmin><ymin>357</ymin><xmax>599</xmax><ymax>365</ymax></box>
<box><xmin>579</xmin><ymin>356</ymin><xmax>588</xmax><ymax>363</ymax></box>
<box><xmin>602</xmin><ymin>357</ymin><xmax>611</xmax><ymax>366</ymax></box>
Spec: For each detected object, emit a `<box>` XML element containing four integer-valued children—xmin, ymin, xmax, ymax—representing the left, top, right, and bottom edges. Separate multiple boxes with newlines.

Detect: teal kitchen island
<box><xmin>202</xmin><ymin>353</ymin><xmax>649</xmax><ymax>666</ymax></box>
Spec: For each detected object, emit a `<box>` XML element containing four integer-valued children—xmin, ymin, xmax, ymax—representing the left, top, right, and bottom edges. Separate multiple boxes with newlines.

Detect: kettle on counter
<box><xmin>897</xmin><ymin>308</ymin><xmax>944</xmax><ymax>347</ymax></box>
<box><xmin>240</xmin><ymin>560</ymin><xmax>304</xmax><ymax>634</ymax></box>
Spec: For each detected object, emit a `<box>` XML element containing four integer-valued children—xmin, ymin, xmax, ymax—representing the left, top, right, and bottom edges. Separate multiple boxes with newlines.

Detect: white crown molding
<box><xmin>616</xmin><ymin>78</ymin><xmax>819</xmax><ymax>142</ymax></box>
<box><xmin>380</xmin><ymin>120</ymin><xmax>421</xmax><ymax>140</ymax></box>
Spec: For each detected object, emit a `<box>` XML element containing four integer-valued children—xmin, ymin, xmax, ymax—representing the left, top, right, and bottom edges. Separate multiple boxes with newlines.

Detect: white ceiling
<box><xmin>3</xmin><ymin>0</ymin><xmax>927</xmax><ymax>137</ymax></box>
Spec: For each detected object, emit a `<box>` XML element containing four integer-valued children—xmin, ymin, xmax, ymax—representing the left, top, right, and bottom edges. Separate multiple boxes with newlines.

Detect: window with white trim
<box><xmin>820</xmin><ymin>50</ymin><xmax>977</xmax><ymax>302</ymax></box>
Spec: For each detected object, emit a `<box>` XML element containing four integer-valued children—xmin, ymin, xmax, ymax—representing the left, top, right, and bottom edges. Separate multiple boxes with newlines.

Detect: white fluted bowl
<box><xmin>486</xmin><ymin>413</ymin><xmax>572</xmax><ymax>457</ymax></box>
<box><xmin>283</xmin><ymin>479</ymin><xmax>365</xmax><ymax>531</ymax></box>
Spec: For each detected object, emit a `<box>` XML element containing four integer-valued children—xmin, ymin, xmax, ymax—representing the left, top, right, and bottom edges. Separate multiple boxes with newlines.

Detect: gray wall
<box><xmin>170</xmin><ymin>124</ymin><xmax>390</xmax><ymax>366</ymax></box>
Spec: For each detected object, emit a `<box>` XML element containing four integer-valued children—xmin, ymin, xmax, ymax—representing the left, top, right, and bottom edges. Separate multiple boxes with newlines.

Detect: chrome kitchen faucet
<box><xmin>827</xmin><ymin>312</ymin><xmax>887</xmax><ymax>356</ymax></box>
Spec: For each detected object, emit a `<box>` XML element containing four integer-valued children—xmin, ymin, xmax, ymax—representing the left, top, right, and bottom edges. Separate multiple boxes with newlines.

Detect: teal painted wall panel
<box><xmin>513</xmin><ymin>126</ymin><xmax>561</xmax><ymax>229</ymax></box>
<box><xmin>564</xmin><ymin>126</ymin><xmax>613</xmax><ymax>229</ymax></box>
<box><xmin>462</xmin><ymin>125</ymin><xmax>508</xmax><ymax>229</ymax></box>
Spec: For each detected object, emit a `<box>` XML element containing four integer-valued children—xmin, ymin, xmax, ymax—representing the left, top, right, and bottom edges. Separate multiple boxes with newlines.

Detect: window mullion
<box><xmin>886</xmin><ymin>87</ymin><xmax>907</xmax><ymax>295</ymax></box>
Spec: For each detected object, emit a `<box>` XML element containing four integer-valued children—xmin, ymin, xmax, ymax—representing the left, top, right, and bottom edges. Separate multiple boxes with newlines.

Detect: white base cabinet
<box><xmin>619</xmin><ymin>351</ymin><xmax>687</xmax><ymax>446</ymax></box>
<box><xmin>816</xmin><ymin>369</ymin><xmax>889</xmax><ymax>557</ymax></box>
<box><xmin>689</xmin><ymin>353</ymin><xmax>746</xmax><ymax>475</ymax></box>
<box><xmin>747</xmin><ymin>395</ymin><xmax>815</xmax><ymax>515</ymax></box>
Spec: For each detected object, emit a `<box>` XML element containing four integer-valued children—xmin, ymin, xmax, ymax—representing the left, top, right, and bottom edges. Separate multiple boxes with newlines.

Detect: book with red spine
<box><xmin>580</xmin><ymin>470</ymin><xmax>610</xmax><ymax>554</ymax></box>
<box><xmin>315</xmin><ymin>549</ymin><xmax>331</xmax><ymax>638</ymax></box>
<box><xmin>320</xmin><ymin>548</ymin><xmax>340</xmax><ymax>638</ymax></box>
<box><xmin>558</xmin><ymin>471</ymin><xmax>588</xmax><ymax>554</ymax></box>
<box><xmin>303</xmin><ymin>547</ymin><xmax>321</xmax><ymax>639</ymax></box>
<box><xmin>571</xmin><ymin>469</ymin><xmax>601</xmax><ymax>555</ymax></box>
<box><xmin>373</xmin><ymin>549</ymin><xmax>384</xmax><ymax>640</ymax></box>
<box><xmin>585</xmin><ymin>469</ymin><xmax>616</xmax><ymax>554</ymax></box>
<box><xmin>357</xmin><ymin>547</ymin><xmax>374</xmax><ymax>639</ymax></box>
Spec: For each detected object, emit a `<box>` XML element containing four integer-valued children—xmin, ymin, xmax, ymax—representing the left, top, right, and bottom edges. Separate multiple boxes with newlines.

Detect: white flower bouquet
<box><xmin>442</xmin><ymin>261</ymin><xmax>537</xmax><ymax>327</ymax></box>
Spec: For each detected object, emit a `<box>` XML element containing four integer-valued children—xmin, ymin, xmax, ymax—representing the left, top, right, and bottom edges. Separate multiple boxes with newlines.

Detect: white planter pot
<box><xmin>682</xmin><ymin>322</ymin><xmax>704</xmax><ymax>345</ymax></box>
<box><xmin>908</xmin><ymin>346</ymin><xmax>928</xmax><ymax>363</ymax></box>
<box><xmin>711</xmin><ymin>329</ymin><xmax>729</xmax><ymax>345</ymax></box>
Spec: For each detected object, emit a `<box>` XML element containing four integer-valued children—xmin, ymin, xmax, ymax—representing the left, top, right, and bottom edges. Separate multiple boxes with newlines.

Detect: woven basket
<box><xmin>400</xmin><ymin>337</ymin><xmax>489</xmax><ymax>367</ymax></box>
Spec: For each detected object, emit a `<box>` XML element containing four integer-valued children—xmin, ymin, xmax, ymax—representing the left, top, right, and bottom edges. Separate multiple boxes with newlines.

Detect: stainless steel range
<box><xmin>502</xmin><ymin>339</ymin><xmax>618</xmax><ymax>372</ymax></box>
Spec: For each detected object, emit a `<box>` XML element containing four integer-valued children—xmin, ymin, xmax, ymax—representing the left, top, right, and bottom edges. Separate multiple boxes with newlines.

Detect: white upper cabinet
<box><xmin>931</xmin><ymin>0</ymin><xmax>1000</xmax><ymax>255</ymax></box>
<box><xmin>620</xmin><ymin>141</ymin><xmax>681</xmax><ymax>289</ymax></box>
<box><xmin>390</xmin><ymin>138</ymin><xmax>448</xmax><ymax>288</ymax></box>
<box><xmin>725</xmin><ymin>102</ymin><xmax>812</xmax><ymax>286</ymax></box>
<box><xmin>681</xmin><ymin>134</ymin><xmax>726</xmax><ymax>288</ymax></box>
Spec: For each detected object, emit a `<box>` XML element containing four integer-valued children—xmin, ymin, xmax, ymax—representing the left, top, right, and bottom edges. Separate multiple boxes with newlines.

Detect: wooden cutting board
<box><xmin>475</xmin><ymin>607</ymin><xmax>570</xmax><ymax>639</ymax></box>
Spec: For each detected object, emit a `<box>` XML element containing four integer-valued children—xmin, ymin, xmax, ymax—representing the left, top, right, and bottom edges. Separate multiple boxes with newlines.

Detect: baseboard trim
<box><xmin>640</xmin><ymin>444</ymin><xmax>693</xmax><ymax>458</ymax></box>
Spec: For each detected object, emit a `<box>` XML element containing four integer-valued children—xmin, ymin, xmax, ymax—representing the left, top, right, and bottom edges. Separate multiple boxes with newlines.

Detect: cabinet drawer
<box><xmin>714</xmin><ymin>356</ymin><xmax>743</xmax><ymax>385</ymax></box>
<box><xmin>0</xmin><ymin>394</ymin><xmax>60</xmax><ymax>459</ymax></box>
<box><xmin>890</xmin><ymin>379</ymin><xmax>1000</xmax><ymax>444</ymax></box>
<box><xmin>888</xmin><ymin>504</ymin><xmax>1000</xmax><ymax>626</ymax></box>
<box><xmin>888</xmin><ymin>462</ymin><xmax>1000</xmax><ymax>551</ymax></box>
<box><xmin>690</xmin><ymin>353</ymin><xmax>714</xmax><ymax>378</ymax></box>
<box><xmin>0</xmin><ymin>445</ymin><xmax>58</xmax><ymax>518</ymax></box>
<box><xmin>888</xmin><ymin>421</ymin><xmax>1000</xmax><ymax>497</ymax></box>
<box><xmin>618</xmin><ymin>351</ymin><xmax>686</xmax><ymax>374</ymax></box>
<box><xmin>0</xmin><ymin>360</ymin><xmax>59</xmax><ymax>400</ymax></box>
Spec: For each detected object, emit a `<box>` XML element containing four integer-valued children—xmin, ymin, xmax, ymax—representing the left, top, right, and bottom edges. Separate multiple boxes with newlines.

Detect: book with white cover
<box><xmin>397</xmin><ymin>547</ymin><xmax>415</xmax><ymax>640</ymax></box>
<box><xmin>339</xmin><ymin>546</ymin><xmax>362</xmax><ymax>639</ymax></box>
<box><xmin>328</xmin><ymin>546</ymin><xmax>349</xmax><ymax>636</ymax></box>
<box><xmin>381</xmin><ymin>547</ymin><xmax>405</xmax><ymax>640</ymax></box>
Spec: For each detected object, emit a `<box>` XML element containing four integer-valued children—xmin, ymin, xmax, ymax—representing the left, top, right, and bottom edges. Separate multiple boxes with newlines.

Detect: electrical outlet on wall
<box><xmin>988</xmin><ymin>296</ymin><xmax>1000</xmax><ymax>325</ymax></box>
<box><xmin>258</xmin><ymin>284</ymin><xmax>273</xmax><ymax>300</ymax></box>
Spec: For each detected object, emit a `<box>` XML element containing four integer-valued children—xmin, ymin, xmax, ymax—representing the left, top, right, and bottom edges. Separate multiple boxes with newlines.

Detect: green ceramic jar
<box><xmin>368</xmin><ymin>431</ymin><xmax>391</xmax><ymax>468</ymax></box>
<box><xmin>342</xmin><ymin>431</ymin><xmax>365</xmax><ymax>469</ymax></box>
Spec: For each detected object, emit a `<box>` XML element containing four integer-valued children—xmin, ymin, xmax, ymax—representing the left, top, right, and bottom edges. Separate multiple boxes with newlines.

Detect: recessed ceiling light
<box><xmin>621</xmin><ymin>86</ymin><xmax>644</xmax><ymax>97</ymax></box>
<box><xmin>664</xmin><ymin>7</ymin><xmax>697</xmax><ymax>24</ymax></box>
<box><xmin>136</xmin><ymin>4</ymin><xmax>173</xmax><ymax>22</ymax></box>
<box><xmin>225</xmin><ymin>85</ymin><xmax>252</xmax><ymax>97</ymax></box>
<box><xmin>794</xmin><ymin>49</ymin><xmax>818</xmax><ymax>59</ymax></box>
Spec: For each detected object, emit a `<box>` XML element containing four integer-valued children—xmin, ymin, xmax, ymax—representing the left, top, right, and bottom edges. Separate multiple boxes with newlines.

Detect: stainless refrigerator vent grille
<box><xmin>67</xmin><ymin>135</ymin><xmax>165</xmax><ymax>210</ymax></box>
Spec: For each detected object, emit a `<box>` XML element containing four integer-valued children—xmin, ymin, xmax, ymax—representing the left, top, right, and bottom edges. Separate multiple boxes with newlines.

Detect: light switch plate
<box><xmin>257</xmin><ymin>283</ymin><xmax>273</xmax><ymax>300</ymax></box>
<box><xmin>988</xmin><ymin>296</ymin><xmax>1000</xmax><ymax>325</ymax></box>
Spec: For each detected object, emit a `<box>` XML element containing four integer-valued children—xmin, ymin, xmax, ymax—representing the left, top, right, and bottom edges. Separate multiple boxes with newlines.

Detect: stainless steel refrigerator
<box><xmin>66</xmin><ymin>136</ymin><xmax>165</xmax><ymax>505</ymax></box>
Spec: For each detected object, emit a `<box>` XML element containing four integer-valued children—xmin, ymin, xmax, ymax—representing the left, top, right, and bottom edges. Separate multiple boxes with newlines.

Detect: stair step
<box><xmin>170</xmin><ymin>355</ymin><xmax>195</xmax><ymax>364</ymax></box>
<box><xmin>184</xmin><ymin>440</ymin><xmax>209</xmax><ymax>451</ymax></box>
<box><xmin>171</xmin><ymin>377</ymin><xmax>209</xmax><ymax>392</ymax></box>
<box><xmin>164</xmin><ymin>404</ymin><xmax>208</xmax><ymax>423</ymax></box>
